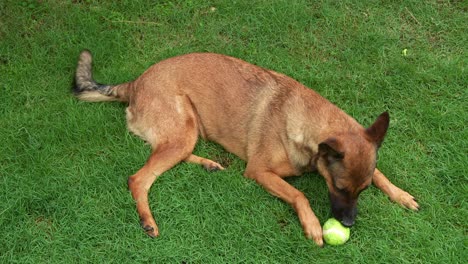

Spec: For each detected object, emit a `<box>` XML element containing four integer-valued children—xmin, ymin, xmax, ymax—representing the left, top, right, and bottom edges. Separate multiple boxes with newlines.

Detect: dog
<box><xmin>73</xmin><ymin>51</ymin><xmax>419</xmax><ymax>246</ymax></box>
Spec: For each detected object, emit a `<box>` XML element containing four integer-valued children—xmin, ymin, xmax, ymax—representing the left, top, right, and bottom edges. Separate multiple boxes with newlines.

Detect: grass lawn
<box><xmin>0</xmin><ymin>0</ymin><xmax>466</xmax><ymax>263</ymax></box>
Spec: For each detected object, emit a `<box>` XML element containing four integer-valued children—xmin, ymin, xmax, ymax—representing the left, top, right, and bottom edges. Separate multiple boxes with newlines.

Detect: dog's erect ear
<box><xmin>366</xmin><ymin>111</ymin><xmax>390</xmax><ymax>147</ymax></box>
<box><xmin>319</xmin><ymin>138</ymin><xmax>344</xmax><ymax>165</ymax></box>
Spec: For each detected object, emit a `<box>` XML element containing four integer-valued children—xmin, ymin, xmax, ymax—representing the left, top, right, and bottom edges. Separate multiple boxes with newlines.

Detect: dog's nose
<box><xmin>340</xmin><ymin>218</ymin><xmax>355</xmax><ymax>227</ymax></box>
<box><xmin>340</xmin><ymin>207</ymin><xmax>358</xmax><ymax>227</ymax></box>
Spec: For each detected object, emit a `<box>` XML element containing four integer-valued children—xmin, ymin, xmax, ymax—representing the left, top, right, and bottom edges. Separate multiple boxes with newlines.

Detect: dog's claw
<box><xmin>315</xmin><ymin>238</ymin><xmax>324</xmax><ymax>247</ymax></box>
<box><xmin>410</xmin><ymin>200</ymin><xmax>420</xmax><ymax>211</ymax></box>
<box><xmin>307</xmin><ymin>232</ymin><xmax>324</xmax><ymax>247</ymax></box>
<box><xmin>140</xmin><ymin>219</ymin><xmax>159</xmax><ymax>238</ymax></box>
<box><xmin>144</xmin><ymin>225</ymin><xmax>159</xmax><ymax>238</ymax></box>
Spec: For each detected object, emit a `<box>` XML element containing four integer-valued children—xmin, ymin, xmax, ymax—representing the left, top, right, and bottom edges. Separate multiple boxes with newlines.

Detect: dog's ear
<box><xmin>319</xmin><ymin>137</ymin><xmax>344</xmax><ymax>165</ymax></box>
<box><xmin>366</xmin><ymin>111</ymin><xmax>390</xmax><ymax>147</ymax></box>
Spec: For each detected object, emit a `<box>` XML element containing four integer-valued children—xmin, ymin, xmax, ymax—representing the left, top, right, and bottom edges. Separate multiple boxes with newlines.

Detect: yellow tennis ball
<box><xmin>323</xmin><ymin>218</ymin><xmax>350</xmax><ymax>245</ymax></box>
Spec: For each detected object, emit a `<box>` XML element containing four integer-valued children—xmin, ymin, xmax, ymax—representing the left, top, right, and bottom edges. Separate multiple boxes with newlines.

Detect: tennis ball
<box><xmin>322</xmin><ymin>218</ymin><xmax>350</xmax><ymax>245</ymax></box>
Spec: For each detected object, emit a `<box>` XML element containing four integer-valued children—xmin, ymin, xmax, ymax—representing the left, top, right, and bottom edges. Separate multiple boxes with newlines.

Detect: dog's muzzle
<box><xmin>329</xmin><ymin>192</ymin><xmax>358</xmax><ymax>227</ymax></box>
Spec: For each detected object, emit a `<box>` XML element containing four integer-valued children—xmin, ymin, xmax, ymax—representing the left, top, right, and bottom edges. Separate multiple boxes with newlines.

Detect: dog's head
<box><xmin>317</xmin><ymin>112</ymin><xmax>390</xmax><ymax>227</ymax></box>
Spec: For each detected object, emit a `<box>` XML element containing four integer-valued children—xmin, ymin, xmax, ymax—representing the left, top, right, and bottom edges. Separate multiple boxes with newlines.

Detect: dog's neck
<box><xmin>284</xmin><ymin>88</ymin><xmax>363</xmax><ymax>173</ymax></box>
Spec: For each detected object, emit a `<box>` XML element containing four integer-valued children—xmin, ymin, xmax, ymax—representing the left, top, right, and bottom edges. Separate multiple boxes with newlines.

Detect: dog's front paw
<box><xmin>394</xmin><ymin>190</ymin><xmax>420</xmax><ymax>211</ymax></box>
<box><xmin>304</xmin><ymin>219</ymin><xmax>324</xmax><ymax>247</ymax></box>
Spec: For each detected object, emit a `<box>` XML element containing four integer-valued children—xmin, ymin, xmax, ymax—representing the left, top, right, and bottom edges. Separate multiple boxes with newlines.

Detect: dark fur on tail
<box><xmin>74</xmin><ymin>50</ymin><xmax>129</xmax><ymax>102</ymax></box>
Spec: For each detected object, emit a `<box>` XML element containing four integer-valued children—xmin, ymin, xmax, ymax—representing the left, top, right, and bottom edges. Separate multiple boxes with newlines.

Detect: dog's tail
<box><xmin>73</xmin><ymin>50</ymin><xmax>130</xmax><ymax>102</ymax></box>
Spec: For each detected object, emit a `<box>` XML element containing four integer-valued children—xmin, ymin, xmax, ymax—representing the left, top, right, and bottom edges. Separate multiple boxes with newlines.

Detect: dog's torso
<box><xmin>128</xmin><ymin>53</ymin><xmax>361</xmax><ymax>176</ymax></box>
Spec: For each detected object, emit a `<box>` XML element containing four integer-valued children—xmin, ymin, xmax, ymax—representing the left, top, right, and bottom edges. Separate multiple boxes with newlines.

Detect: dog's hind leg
<box><xmin>127</xmin><ymin>96</ymin><xmax>199</xmax><ymax>237</ymax></box>
<box><xmin>128</xmin><ymin>140</ymin><xmax>195</xmax><ymax>237</ymax></box>
<box><xmin>184</xmin><ymin>154</ymin><xmax>225</xmax><ymax>171</ymax></box>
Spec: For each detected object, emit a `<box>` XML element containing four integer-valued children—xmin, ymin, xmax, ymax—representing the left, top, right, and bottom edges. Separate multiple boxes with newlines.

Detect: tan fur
<box><xmin>76</xmin><ymin>91</ymin><xmax>118</xmax><ymax>102</ymax></box>
<box><xmin>74</xmin><ymin>51</ymin><xmax>419</xmax><ymax>247</ymax></box>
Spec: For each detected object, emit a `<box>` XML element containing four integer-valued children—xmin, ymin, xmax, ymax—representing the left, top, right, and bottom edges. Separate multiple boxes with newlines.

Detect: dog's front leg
<box><xmin>373</xmin><ymin>169</ymin><xmax>420</xmax><ymax>211</ymax></box>
<box><xmin>244</xmin><ymin>169</ymin><xmax>323</xmax><ymax>247</ymax></box>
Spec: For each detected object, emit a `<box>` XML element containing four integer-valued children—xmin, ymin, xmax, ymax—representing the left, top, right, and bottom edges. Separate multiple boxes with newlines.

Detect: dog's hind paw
<box><xmin>185</xmin><ymin>154</ymin><xmax>225</xmax><ymax>171</ymax></box>
<box><xmin>203</xmin><ymin>161</ymin><xmax>225</xmax><ymax>172</ymax></box>
<box><xmin>140</xmin><ymin>219</ymin><xmax>159</xmax><ymax>238</ymax></box>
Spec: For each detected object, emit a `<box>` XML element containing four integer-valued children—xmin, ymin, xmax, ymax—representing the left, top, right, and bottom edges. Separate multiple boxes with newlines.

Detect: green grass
<box><xmin>0</xmin><ymin>0</ymin><xmax>466</xmax><ymax>262</ymax></box>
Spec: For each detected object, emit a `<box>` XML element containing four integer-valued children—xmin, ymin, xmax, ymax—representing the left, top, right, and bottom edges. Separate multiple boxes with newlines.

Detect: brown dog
<box><xmin>74</xmin><ymin>51</ymin><xmax>419</xmax><ymax>246</ymax></box>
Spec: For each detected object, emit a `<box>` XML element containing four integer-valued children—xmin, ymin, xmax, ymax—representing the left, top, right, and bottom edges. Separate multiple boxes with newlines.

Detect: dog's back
<box><xmin>141</xmin><ymin>53</ymin><xmax>343</xmax><ymax>160</ymax></box>
<box><xmin>76</xmin><ymin>52</ymin><xmax>337</xmax><ymax>161</ymax></box>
